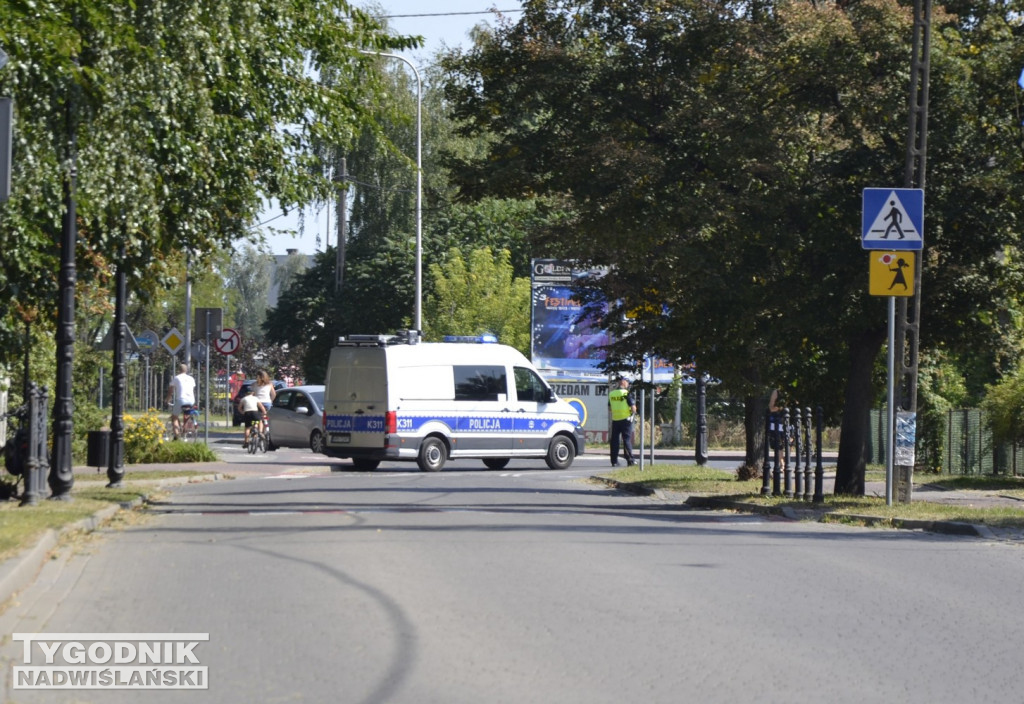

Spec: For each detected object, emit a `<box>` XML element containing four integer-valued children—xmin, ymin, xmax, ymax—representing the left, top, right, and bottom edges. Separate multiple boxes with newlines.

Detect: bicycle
<box><xmin>246</xmin><ymin>414</ymin><xmax>268</xmax><ymax>454</ymax></box>
<box><xmin>181</xmin><ymin>405</ymin><xmax>200</xmax><ymax>442</ymax></box>
<box><xmin>167</xmin><ymin>404</ymin><xmax>199</xmax><ymax>442</ymax></box>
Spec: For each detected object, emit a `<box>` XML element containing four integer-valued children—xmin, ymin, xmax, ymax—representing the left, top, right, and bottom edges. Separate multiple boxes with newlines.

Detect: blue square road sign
<box><xmin>862</xmin><ymin>188</ymin><xmax>924</xmax><ymax>251</ymax></box>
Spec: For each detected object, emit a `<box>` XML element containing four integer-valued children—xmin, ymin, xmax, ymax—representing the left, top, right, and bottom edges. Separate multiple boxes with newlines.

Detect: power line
<box><xmin>385</xmin><ymin>10</ymin><xmax>528</xmax><ymax>18</ymax></box>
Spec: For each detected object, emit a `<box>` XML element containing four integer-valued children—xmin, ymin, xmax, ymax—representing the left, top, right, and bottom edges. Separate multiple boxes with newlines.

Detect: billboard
<box><xmin>531</xmin><ymin>285</ymin><xmax>610</xmax><ymax>373</ymax></box>
<box><xmin>530</xmin><ymin>259</ymin><xmax>678</xmax><ymax>383</ymax></box>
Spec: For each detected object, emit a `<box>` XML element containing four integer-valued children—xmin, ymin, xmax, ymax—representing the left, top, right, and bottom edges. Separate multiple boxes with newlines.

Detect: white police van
<box><xmin>321</xmin><ymin>333</ymin><xmax>585</xmax><ymax>471</ymax></box>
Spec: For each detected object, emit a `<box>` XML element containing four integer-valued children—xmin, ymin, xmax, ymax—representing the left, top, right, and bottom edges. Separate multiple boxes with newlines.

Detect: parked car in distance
<box><xmin>266</xmin><ymin>385</ymin><xmax>326</xmax><ymax>453</ymax></box>
<box><xmin>231</xmin><ymin>379</ymin><xmax>287</xmax><ymax>426</ymax></box>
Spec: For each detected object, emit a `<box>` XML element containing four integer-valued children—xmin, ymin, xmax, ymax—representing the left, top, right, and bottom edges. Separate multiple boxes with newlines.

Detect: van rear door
<box><xmin>324</xmin><ymin>348</ymin><xmax>388</xmax><ymax>452</ymax></box>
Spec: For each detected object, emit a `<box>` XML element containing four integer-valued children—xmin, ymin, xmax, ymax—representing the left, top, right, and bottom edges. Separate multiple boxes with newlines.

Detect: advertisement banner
<box><xmin>530</xmin><ymin>259</ymin><xmax>679</xmax><ymax>384</ymax></box>
<box><xmin>531</xmin><ymin>285</ymin><xmax>610</xmax><ymax>373</ymax></box>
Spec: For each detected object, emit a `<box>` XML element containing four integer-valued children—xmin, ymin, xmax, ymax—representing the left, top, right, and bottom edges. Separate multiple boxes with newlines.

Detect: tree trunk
<box><xmin>834</xmin><ymin>327</ymin><xmax>886</xmax><ymax>495</ymax></box>
<box><xmin>745</xmin><ymin>393</ymin><xmax>768</xmax><ymax>472</ymax></box>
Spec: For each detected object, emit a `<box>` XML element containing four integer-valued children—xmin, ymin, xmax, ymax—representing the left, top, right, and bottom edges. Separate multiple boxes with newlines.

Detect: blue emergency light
<box><xmin>443</xmin><ymin>334</ymin><xmax>498</xmax><ymax>344</ymax></box>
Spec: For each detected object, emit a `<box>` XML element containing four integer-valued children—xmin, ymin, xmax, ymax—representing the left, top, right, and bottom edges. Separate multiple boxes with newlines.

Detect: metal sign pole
<box><xmin>204</xmin><ymin>310</ymin><xmax>211</xmax><ymax>444</ymax></box>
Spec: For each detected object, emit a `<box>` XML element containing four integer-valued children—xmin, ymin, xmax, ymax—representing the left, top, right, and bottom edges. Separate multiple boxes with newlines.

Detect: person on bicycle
<box><xmin>166</xmin><ymin>363</ymin><xmax>196</xmax><ymax>440</ymax></box>
<box><xmin>253</xmin><ymin>370</ymin><xmax>277</xmax><ymax>407</ymax></box>
<box><xmin>238</xmin><ymin>387</ymin><xmax>267</xmax><ymax>449</ymax></box>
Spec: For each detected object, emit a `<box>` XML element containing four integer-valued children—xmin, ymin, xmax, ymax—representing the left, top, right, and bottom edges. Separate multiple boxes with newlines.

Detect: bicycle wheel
<box><xmin>183</xmin><ymin>419</ymin><xmax>198</xmax><ymax>443</ymax></box>
<box><xmin>247</xmin><ymin>431</ymin><xmax>258</xmax><ymax>454</ymax></box>
<box><xmin>256</xmin><ymin>428</ymin><xmax>268</xmax><ymax>453</ymax></box>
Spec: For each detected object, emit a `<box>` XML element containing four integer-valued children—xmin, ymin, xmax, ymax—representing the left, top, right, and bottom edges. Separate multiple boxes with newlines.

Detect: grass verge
<box><xmin>598</xmin><ymin>463</ymin><xmax>1024</xmax><ymax>529</ymax></box>
<box><xmin>0</xmin><ymin>471</ymin><xmax>206</xmax><ymax>563</ymax></box>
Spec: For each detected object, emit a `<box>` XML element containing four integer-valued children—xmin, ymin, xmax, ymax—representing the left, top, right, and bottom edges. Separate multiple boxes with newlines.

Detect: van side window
<box><xmin>453</xmin><ymin>365</ymin><xmax>507</xmax><ymax>401</ymax></box>
<box><xmin>514</xmin><ymin>367</ymin><xmax>550</xmax><ymax>403</ymax></box>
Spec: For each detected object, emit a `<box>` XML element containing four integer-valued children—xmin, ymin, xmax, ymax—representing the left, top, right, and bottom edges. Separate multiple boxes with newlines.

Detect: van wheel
<box><xmin>483</xmin><ymin>458</ymin><xmax>509</xmax><ymax>470</ymax></box>
<box><xmin>352</xmin><ymin>458</ymin><xmax>380</xmax><ymax>471</ymax></box>
<box><xmin>309</xmin><ymin>429</ymin><xmax>325</xmax><ymax>454</ymax></box>
<box><xmin>545</xmin><ymin>436</ymin><xmax>575</xmax><ymax>470</ymax></box>
<box><xmin>417</xmin><ymin>437</ymin><xmax>447</xmax><ymax>472</ymax></box>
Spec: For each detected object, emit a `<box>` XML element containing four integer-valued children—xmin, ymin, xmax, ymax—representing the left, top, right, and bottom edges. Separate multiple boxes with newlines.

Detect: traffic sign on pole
<box><xmin>869</xmin><ymin>251</ymin><xmax>915</xmax><ymax>297</ymax></box>
<box><xmin>137</xmin><ymin>330</ymin><xmax>159</xmax><ymax>356</ymax></box>
<box><xmin>161</xmin><ymin>327</ymin><xmax>184</xmax><ymax>355</ymax></box>
<box><xmin>214</xmin><ymin>327</ymin><xmax>241</xmax><ymax>356</ymax></box>
<box><xmin>862</xmin><ymin>188</ymin><xmax>924</xmax><ymax>250</ymax></box>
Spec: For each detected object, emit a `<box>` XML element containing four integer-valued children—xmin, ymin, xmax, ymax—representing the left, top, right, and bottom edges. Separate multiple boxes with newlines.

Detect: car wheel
<box><xmin>483</xmin><ymin>458</ymin><xmax>510</xmax><ymax>470</ymax></box>
<box><xmin>309</xmin><ymin>429</ymin><xmax>325</xmax><ymax>454</ymax></box>
<box><xmin>545</xmin><ymin>435</ymin><xmax>575</xmax><ymax>470</ymax></box>
<box><xmin>417</xmin><ymin>437</ymin><xmax>447</xmax><ymax>472</ymax></box>
<box><xmin>352</xmin><ymin>458</ymin><xmax>380</xmax><ymax>471</ymax></box>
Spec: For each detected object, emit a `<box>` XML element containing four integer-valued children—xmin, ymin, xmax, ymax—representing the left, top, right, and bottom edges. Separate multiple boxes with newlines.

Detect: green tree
<box><xmin>443</xmin><ymin>0</ymin><xmax>1024</xmax><ymax>493</ymax></box>
<box><xmin>227</xmin><ymin>245</ymin><xmax>275</xmax><ymax>342</ymax></box>
<box><xmin>264</xmin><ymin>251</ymin><xmax>340</xmax><ymax>383</ymax></box>
<box><xmin>0</xmin><ymin>0</ymin><xmax>415</xmax><ymax>368</ymax></box>
<box><xmin>424</xmin><ymin>247</ymin><xmax>530</xmax><ymax>354</ymax></box>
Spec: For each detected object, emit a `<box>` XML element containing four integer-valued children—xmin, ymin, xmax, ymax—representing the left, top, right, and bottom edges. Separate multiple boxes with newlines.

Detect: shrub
<box><xmin>123</xmin><ymin>411</ymin><xmax>167</xmax><ymax>464</ymax></box>
<box><xmin>151</xmin><ymin>441</ymin><xmax>218</xmax><ymax>463</ymax></box>
<box><xmin>736</xmin><ymin>463</ymin><xmax>763</xmax><ymax>481</ymax></box>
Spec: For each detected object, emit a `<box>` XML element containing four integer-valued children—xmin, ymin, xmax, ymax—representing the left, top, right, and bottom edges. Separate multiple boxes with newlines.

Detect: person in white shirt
<box><xmin>166</xmin><ymin>363</ymin><xmax>197</xmax><ymax>439</ymax></box>
<box><xmin>238</xmin><ymin>387</ymin><xmax>267</xmax><ymax>448</ymax></box>
<box><xmin>253</xmin><ymin>370</ymin><xmax>277</xmax><ymax>407</ymax></box>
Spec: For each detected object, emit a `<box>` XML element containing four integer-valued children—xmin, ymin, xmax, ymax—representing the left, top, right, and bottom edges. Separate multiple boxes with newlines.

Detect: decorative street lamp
<box><xmin>359</xmin><ymin>50</ymin><xmax>422</xmax><ymax>332</ymax></box>
<box><xmin>49</xmin><ymin>83</ymin><xmax>78</xmax><ymax>500</ymax></box>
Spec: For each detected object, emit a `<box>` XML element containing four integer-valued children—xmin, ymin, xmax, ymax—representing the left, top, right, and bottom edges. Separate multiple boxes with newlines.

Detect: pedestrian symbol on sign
<box><xmin>869</xmin><ymin>251</ymin><xmax>915</xmax><ymax>297</ymax></box>
<box><xmin>862</xmin><ymin>188</ymin><xmax>924</xmax><ymax>250</ymax></box>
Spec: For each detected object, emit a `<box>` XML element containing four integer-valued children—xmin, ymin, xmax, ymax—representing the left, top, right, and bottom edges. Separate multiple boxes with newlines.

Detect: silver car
<box><xmin>267</xmin><ymin>385</ymin><xmax>326</xmax><ymax>453</ymax></box>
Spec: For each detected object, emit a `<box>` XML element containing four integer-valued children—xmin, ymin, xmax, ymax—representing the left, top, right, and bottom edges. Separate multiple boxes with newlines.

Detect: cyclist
<box><xmin>237</xmin><ymin>386</ymin><xmax>268</xmax><ymax>449</ymax></box>
<box><xmin>166</xmin><ymin>363</ymin><xmax>197</xmax><ymax>440</ymax></box>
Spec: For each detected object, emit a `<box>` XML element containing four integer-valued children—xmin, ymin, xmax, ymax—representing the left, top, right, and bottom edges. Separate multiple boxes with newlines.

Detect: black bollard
<box><xmin>761</xmin><ymin>411</ymin><xmax>772</xmax><ymax>496</ymax></box>
<box><xmin>783</xmin><ymin>408</ymin><xmax>793</xmax><ymax>498</ymax></box>
<box><xmin>813</xmin><ymin>406</ymin><xmax>825</xmax><ymax>503</ymax></box>
<box><xmin>20</xmin><ymin>384</ymin><xmax>49</xmax><ymax>507</ymax></box>
<box><xmin>803</xmin><ymin>407</ymin><xmax>812</xmax><ymax>501</ymax></box>
<box><xmin>772</xmin><ymin>413</ymin><xmax>782</xmax><ymax>497</ymax></box>
<box><xmin>793</xmin><ymin>407</ymin><xmax>803</xmax><ymax>500</ymax></box>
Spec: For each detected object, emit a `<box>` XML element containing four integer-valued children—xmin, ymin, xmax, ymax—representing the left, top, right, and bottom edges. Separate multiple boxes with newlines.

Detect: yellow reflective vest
<box><xmin>609</xmin><ymin>388</ymin><xmax>633</xmax><ymax>421</ymax></box>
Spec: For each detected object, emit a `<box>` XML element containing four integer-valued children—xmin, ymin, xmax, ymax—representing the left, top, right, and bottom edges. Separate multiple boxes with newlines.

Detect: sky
<box><xmin>256</xmin><ymin>1</ymin><xmax>525</xmax><ymax>255</ymax></box>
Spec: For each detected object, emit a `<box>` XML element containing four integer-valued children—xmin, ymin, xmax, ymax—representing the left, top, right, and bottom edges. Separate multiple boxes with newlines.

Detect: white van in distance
<box><xmin>322</xmin><ymin>333</ymin><xmax>586</xmax><ymax>471</ymax></box>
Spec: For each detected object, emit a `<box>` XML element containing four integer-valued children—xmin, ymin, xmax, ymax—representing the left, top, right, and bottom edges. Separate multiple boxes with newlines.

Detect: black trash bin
<box><xmin>87</xmin><ymin>430</ymin><xmax>110</xmax><ymax>469</ymax></box>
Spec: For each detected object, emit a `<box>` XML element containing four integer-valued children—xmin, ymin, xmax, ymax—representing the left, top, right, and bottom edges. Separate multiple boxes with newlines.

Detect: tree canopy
<box><xmin>443</xmin><ymin>0</ymin><xmax>1024</xmax><ymax>491</ymax></box>
<box><xmin>0</xmin><ymin>0</ymin><xmax>416</xmax><ymax>366</ymax></box>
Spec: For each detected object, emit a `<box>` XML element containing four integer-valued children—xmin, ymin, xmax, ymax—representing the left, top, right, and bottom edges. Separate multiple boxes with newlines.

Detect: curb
<box><xmin>591</xmin><ymin>475</ymin><xmax>989</xmax><ymax>538</ymax></box>
<box><xmin>0</xmin><ymin>473</ymin><xmax>223</xmax><ymax>609</ymax></box>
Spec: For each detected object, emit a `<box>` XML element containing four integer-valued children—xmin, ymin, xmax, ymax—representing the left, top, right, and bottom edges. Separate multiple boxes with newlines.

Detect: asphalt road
<box><xmin>2</xmin><ymin>447</ymin><xmax>1022</xmax><ymax>704</ymax></box>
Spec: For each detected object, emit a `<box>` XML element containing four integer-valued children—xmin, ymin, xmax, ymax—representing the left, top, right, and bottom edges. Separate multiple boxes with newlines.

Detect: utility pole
<box><xmin>893</xmin><ymin>0</ymin><xmax>932</xmax><ymax>503</ymax></box>
<box><xmin>336</xmin><ymin>157</ymin><xmax>347</xmax><ymax>290</ymax></box>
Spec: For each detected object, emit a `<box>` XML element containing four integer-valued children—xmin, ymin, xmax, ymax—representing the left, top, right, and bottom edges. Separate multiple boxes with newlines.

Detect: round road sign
<box><xmin>214</xmin><ymin>327</ymin><xmax>241</xmax><ymax>356</ymax></box>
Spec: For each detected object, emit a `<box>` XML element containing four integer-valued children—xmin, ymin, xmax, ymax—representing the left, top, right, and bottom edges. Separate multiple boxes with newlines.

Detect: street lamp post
<box><xmin>359</xmin><ymin>50</ymin><xmax>422</xmax><ymax>332</ymax></box>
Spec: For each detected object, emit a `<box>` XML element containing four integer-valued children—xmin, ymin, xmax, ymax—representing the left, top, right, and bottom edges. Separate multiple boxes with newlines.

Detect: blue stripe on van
<box><xmin>324</xmin><ymin>414</ymin><xmax>577</xmax><ymax>434</ymax></box>
<box><xmin>324</xmin><ymin>415</ymin><xmax>387</xmax><ymax>433</ymax></box>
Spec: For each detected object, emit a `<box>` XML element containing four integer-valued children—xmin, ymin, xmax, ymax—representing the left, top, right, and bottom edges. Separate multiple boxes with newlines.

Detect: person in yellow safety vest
<box><xmin>608</xmin><ymin>377</ymin><xmax>637</xmax><ymax>466</ymax></box>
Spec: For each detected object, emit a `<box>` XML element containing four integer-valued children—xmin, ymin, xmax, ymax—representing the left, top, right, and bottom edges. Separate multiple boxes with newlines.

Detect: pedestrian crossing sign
<box><xmin>862</xmin><ymin>188</ymin><xmax>924</xmax><ymax>250</ymax></box>
<box><xmin>869</xmin><ymin>251</ymin><xmax>915</xmax><ymax>297</ymax></box>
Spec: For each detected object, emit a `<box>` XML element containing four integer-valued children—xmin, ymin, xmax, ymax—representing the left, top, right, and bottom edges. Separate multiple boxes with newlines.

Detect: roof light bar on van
<box><xmin>442</xmin><ymin>334</ymin><xmax>498</xmax><ymax>344</ymax></box>
<box><xmin>336</xmin><ymin>331</ymin><xmax>421</xmax><ymax>347</ymax></box>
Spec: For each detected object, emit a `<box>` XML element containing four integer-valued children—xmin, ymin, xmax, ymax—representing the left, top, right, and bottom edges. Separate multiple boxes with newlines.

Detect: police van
<box><xmin>321</xmin><ymin>333</ymin><xmax>585</xmax><ymax>471</ymax></box>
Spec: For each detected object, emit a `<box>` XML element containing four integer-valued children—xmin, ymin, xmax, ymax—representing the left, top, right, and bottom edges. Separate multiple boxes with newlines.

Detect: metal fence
<box><xmin>870</xmin><ymin>408</ymin><xmax>1023</xmax><ymax>475</ymax></box>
